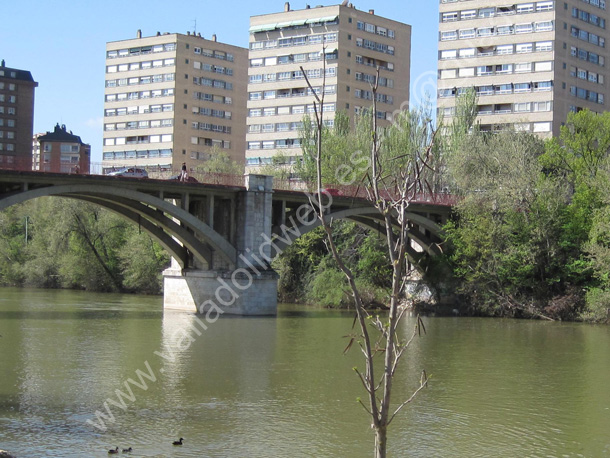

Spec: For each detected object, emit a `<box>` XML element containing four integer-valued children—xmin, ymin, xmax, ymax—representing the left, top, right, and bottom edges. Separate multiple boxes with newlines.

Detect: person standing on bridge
<box><xmin>180</xmin><ymin>162</ymin><xmax>188</xmax><ymax>182</ymax></box>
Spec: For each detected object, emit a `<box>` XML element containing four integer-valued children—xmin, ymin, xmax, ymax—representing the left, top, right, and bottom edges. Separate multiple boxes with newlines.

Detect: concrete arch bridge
<box><xmin>0</xmin><ymin>170</ymin><xmax>453</xmax><ymax>315</ymax></box>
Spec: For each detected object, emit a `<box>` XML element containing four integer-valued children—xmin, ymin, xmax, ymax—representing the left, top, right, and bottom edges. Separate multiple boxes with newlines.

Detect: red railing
<box><xmin>272</xmin><ymin>179</ymin><xmax>457</xmax><ymax>206</ymax></box>
<box><xmin>0</xmin><ymin>161</ymin><xmax>456</xmax><ymax>206</ymax></box>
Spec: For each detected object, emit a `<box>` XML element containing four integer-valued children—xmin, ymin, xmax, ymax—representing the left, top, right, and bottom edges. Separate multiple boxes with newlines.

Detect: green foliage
<box><xmin>541</xmin><ymin>109</ymin><xmax>610</xmax><ymax>185</ymax></box>
<box><xmin>119</xmin><ymin>230</ymin><xmax>169</xmax><ymax>293</ymax></box>
<box><xmin>295</xmin><ymin>111</ymin><xmax>368</xmax><ymax>187</ymax></box>
<box><xmin>195</xmin><ymin>147</ymin><xmax>244</xmax><ymax>175</ymax></box>
<box><xmin>440</xmin><ymin>108</ymin><xmax>610</xmax><ymax>321</ymax></box>
<box><xmin>273</xmin><ymin>221</ymin><xmax>391</xmax><ymax>307</ymax></box>
<box><xmin>0</xmin><ymin>197</ymin><xmax>169</xmax><ymax>294</ymax></box>
<box><xmin>308</xmin><ymin>267</ymin><xmax>350</xmax><ymax>307</ymax></box>
<box><xmin>583</xmin><ymin>288</ymin><xmax>610</xmax><ymax>322</ymax></box>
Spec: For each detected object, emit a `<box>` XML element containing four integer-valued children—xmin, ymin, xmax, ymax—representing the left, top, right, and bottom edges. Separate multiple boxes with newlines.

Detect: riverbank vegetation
<box><xmin>1</xmin><ymin>103</ymin><xmax>610</xmax><ymax>323</ymax></box>
<box><xmin>441</xmin><ymin>108</ymin><xmax>610</xmax><ymax>323</ymax></box>
<box><xmin>0</xmin><ymin>197</ymin><xmax>168</xmax><ymax>294</ymax></box>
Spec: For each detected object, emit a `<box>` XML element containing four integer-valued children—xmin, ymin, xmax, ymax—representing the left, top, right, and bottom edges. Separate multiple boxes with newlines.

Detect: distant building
<box><xmin>246</xmin><ymin>2</ymin><xmax>411</xmax><ymax>170</ymax></box>
<box><xmin>102</xmin><ymin>30</ymin><xmax>248</xmax><ymax>176</ymax></box>
<box><xmin>35</xmin><ymin>124</ymin><xmax>91</xmax><ymax>173</ymax></box>
<box><xmin>0</xmin><ymin>60</ymin><xmax>38</xmax><ymax>170</ymax></box>
<box><xmin>437</xmin><ymin>0</ymin><xmax>609</xmax><ymax>137</ymax></box>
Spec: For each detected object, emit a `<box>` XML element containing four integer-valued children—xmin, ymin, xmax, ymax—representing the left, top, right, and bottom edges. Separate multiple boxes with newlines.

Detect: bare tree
<box><xmin>301</xmin><ymin>57</ymin><xmax>433</xmax><ymax>457</ymax></box>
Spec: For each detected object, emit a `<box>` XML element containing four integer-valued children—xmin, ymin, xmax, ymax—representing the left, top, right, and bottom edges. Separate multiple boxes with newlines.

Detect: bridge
<box><xmin>0</xmin><ymin>170</ymin><xmax>454</xmax><ymax>315</ymax></box>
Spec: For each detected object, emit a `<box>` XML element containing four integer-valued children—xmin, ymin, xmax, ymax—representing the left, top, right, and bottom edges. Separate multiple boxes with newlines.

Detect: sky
<box><xmin>1</xmin><ymin>0</ymin><xmax>439</xmax><ymax>164</ymax></box>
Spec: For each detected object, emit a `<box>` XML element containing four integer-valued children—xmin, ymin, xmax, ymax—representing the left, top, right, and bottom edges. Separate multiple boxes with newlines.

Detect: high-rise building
<box><xmin>0</xmin><ymin>60</ymin><xmax>38</xmax><ymax>170</ymax></box>
<box><xmin>437</xmin><ymin>0</ymin><xmax>609</xmax><ymax>137</ymax></box>
<box><xmin>34</xmin><ymin>124</ymin><xmax>91</xmax><ymax>173</ymax></box>
<box><xmin>246</xmin><ymin>2</ymin><xmax>411</xmax><ymax>170</ymax></box>
<box><xmin>103</xmin><ymin>31</ymin><xmax>248</xmax><ymax>176</ymax></box>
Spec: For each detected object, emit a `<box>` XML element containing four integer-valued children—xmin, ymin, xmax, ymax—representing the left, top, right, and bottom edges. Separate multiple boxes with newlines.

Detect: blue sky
<box><xmin>1</xmin><ymin>0</ymin><xmax>439</xmax><ymax>163</ymax></box>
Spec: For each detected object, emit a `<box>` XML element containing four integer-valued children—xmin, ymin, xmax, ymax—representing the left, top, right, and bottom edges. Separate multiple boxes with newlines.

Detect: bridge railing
<box><xmin>272</xmin><ymin>179</ymin><xmax>457</xmax><ymax>206</ymax></box>
<box><xmin>147</xmin><ymin>169</ymin><xmax>246</xmax><ymax>187</ymax></box>
<box><xmin>1</xmin><ymin>162</ymin><xmax>456</xmax><ymax>206</ymax></box>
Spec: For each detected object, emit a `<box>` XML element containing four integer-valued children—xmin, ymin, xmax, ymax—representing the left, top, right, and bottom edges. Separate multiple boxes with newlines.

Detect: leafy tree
<box><xmin>119</xmin><ymin>230</ymin><xmax>169</xmax><ymax>294</ymax></box>
<box><xmin>0</xmin><ymin>205</ymin><xmax>29</xmax><ymax>285</ymax></box>
<box><xmin>442</xmin><ymin>108</ymin><xmax>610</xmax><ymax>320</ymax></box>
<box><xmin>195</xmin><ymin>147</ymin><xmax>244</xmax><ymax>175</ymax></box>
<box><xmin>0</xmin><ymin>197</ymin><xmax>169</xmax><ymax>294</ymax></box>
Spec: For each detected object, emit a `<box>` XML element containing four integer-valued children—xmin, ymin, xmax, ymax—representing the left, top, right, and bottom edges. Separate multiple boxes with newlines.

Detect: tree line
<box><xmin>2</xmin><ymin>96</ymin><xmax>610</xmax><ymax>322</ymax></box>
<box><xmin>0</xmin><ymin>197</ymin><xmax>168</xmax><ymax>294</ymax></box>
<box><xmin>273</xmin><ymin>97</ymin><xmax>610</xmax><ymax>323</ymax></box>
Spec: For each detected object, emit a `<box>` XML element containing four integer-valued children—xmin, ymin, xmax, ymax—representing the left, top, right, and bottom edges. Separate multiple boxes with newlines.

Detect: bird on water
<box><xmin>173</xmin><ymin>438</ymin><xmax>184</xmax><ymax>445</ymax></box>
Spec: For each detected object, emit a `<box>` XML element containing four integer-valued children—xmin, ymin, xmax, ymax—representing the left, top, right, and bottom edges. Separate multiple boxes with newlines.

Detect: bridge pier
<box><xmin>163</xmin><ymin>268</ymin><xmax>278</xmax><ymax>315</ymax></box>
<box><xmin>163</xmin><ymin>174</ymin><xmax>279</xmax><ymax>316</ymax></box>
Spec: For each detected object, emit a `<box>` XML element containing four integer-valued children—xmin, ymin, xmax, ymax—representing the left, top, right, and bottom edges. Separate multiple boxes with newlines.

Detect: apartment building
<box><xmin>437</xmin><ymin>0</ymin><xmax>609</xmax><ymax>137</ymax></box>
<box><xmin>246</xmin><ymin>2</ymin><xmax>411</xmax><ymax>169</ymax></box>
<box><xmin>0</xmin><ymin>60</ymin><xmax>38</xmax><ymax>170</ymax></box>
<box><xmin>34</xmin><ymin>124</ymin><xmax>91</xmax><ymax>173</ymax></box>
<box><xmin>103</xmin><ymin>31</ymin><xmax>248</xmax><ymax>175</ymax></box>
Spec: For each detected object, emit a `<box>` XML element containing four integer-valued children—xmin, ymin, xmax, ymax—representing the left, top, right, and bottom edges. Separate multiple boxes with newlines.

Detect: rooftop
<box><xmin>39</xmin><ymin>124</ymin><xmax>85</xmax><ymax>144</ymax></box>
<box><xmin>0</xmin><ymin>60</ymin><xmax>37</xmax><ymax>83</ymax></box>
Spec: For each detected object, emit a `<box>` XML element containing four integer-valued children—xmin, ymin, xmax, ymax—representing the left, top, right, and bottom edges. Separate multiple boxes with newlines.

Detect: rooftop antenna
<box><xmin>192</xmin><ymin>19</ymin><xmax>197</xmax><ymax>36</ymax></box>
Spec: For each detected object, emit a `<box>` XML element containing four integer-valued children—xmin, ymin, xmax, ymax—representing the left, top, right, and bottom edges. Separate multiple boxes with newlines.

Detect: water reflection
<box><xmin>0</xmin><ymin>288</ymin><xmax>609</xmax><ymax>457</ymax></box>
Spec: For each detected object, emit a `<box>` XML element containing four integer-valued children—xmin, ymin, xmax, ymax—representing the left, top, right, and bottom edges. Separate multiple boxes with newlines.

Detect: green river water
<box><xmin>0</xmin><ymin>287</ymin><xmax>609</xmax><ymax>457</ymax></box>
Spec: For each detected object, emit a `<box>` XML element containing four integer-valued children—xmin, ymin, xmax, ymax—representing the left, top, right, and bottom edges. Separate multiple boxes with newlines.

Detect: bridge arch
<box><xmin>270</xmin><ymin>206</ymin><xmax>444</xmax><ymax>266</ymax></box>
<box><xmin>0</xmin><ymin>184</ymin><xmax>237</xmax><ymax>269</ymax></box>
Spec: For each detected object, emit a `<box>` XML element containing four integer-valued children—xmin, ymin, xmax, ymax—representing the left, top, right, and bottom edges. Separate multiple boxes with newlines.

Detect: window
<box><xmin>441</xmin><ymin>30</ymin><xmax>458</xmax><ymax>41</ymax></box>
<box><xmin>535</xmin><ymin>21</ymin><xmax>554</xmax><ymax>31</ymax></box>
<box><xmin>459</xmin><ymin>48</ymin><xmax>476</xmax><ymax>58</ymax></box>
<box><xmin>533</xmin><ymin>122</ymin><xmax>551</xmax><ymax>132</ymax></box>
<box><xmin>442</xmin><ymin>12</ymin><xmax>457</xmax><ymax>22</ymax></box>
<box><xmin>461</xmin><ymin>9</ymin><xmax>476</xmax><ymax>19</ymax></box>
<box><xmin>514</xmin><ymin>82</ymin><xmax>531</xmax><ymax>92</ymax></box>
<box><xmin>516</xmin><ymin>3</ymin><xmax>535</xmax><ymax>13</ymax></box>
<box><xmin>514</xmin><ymin>102</ymin><xmax>531</xmax><ymax>112</ymax></box>
<box><xmin>459</xmin><ymin>67</ymin><xmax>475</xmax><ymax>77</ymax></box>
<box><xmin>440</xmin><ymin>69</ymin><xmax>457</xmax><ymax>79</ymax></box>
<box><xmin>496</xmin><ymin>64</ymin><xmax>513</xmax><ymax>74</ymax></box>
<box><xmin>536</xmin><ymin>41</ymin><xmax>553</xmax><ymax>51</ymax></box>
<box><xmin>515</xmin><ymin>62</ymin><xmax>532</xmax><ymax>73</ymax></box>
<box><xmin>459</xmin><ymin>28</ymin><xmax>476</xmax><ymax>39</ymax></box>
<box><xmin>515</xmin><ymin>23</ymin><xmax>533</xmax><ymax>33</ymax></box>
<box><xmin>497</xmin><ymin>25</ymin><xmax>513</xmax><ymax>35</ymax></box>
<box><xmin>477</xmin><ymin>65</ymin><xmax>493</xmax><ymax>76</ymax></box>
<box><xmin>496</xmin><ymin>44</ymin><xmax>514</xmax><ymax>55</ymax></box>
<box><xmin>533</xmin><ymin>80</ymin><xmax>553</xmax><ymax>91</ymax></box>
<box><xmin>479</xmin><ymin>7</ymin><xmax>495</xmax><ymax>17</ymax></box>
<box><xmin>516</xmin><ymin>43</ymin><xmax>533</xmax><ymax>53</ymax></box>
<box><xmin>534</xmin><ymin>101</ymin><xmax>552</xmax><ymax>111</ymax></box>
<box><xmin>535</xmin><ymin>61</ymin><xmax>553</xmax><ymax>71</ymax></box>
<box><xmin>536</xmin><ymin>1</ymin><xmax>554</xmax><ymax>11</ymax></box>
<box><xmin>441</xmin><ymin>49</ymin><xmax>457</xmax><ymax>59</ymax></box>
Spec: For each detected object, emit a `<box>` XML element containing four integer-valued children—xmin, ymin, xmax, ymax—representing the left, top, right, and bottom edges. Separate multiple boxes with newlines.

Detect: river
<box><xmin>0</xmin><ymin>287</ymin><xmax>608</xmax><ymax>457</ymax></box>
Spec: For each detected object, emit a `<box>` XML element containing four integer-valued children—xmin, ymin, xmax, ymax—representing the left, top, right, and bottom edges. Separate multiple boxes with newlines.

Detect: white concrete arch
<box><xmin>271</xmin><ymin>206</ymin><xmax>443</xmax><ymax>258</ymax></box>
<box><xmin>0</xmin><ymin>184</ymin><xmax>236</xmax><ymax>269</ymax></box>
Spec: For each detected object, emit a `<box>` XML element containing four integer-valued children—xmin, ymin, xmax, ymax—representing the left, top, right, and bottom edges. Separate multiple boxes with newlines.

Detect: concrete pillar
<box><xmin>163</xmin><ymin>174</ymin><xmax>278</xmax><ymax>316</ymax></box>
<box><xmin>235</xmin><ymin>174</ymin><xmax>274</xmax><ymax>268</ymax></box>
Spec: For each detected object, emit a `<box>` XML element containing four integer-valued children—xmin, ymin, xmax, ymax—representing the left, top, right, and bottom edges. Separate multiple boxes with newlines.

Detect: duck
<box><xmin>172</xmin><ymin>437</ymin><xmax>184</xmax><ymax>445</ymax></box>
<box><xmin>108</xmin><ymin>447</ymin><xmax>119</xmax><ymax>454</ymax></box>
<box><xmin>122</xmin><ymin>447</ymin><xmax>133</xmax><ymax>453</ymax></box>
